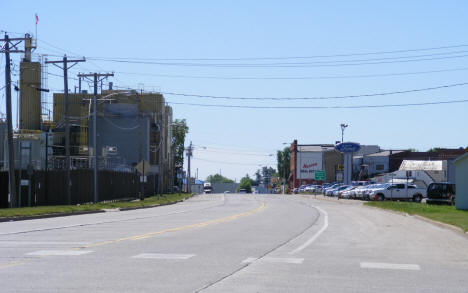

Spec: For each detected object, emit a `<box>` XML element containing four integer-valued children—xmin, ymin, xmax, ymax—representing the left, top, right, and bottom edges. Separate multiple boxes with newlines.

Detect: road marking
<box><xmin>242</xmin><ymin>257</ymin><xmax>258</xmax><ymax>263</ymax></box>
<box><xmin>26</xmin><ymin>250</ymin><xmax>93</xmax><ymax>256</ymax></box>
<box><xmin>242</xmin><ymin>257</ymin><xmax>304</xmax><ymax>264</ymax></box>
<box><xmin>0</xmin><ymin>261</ymin><xmax>26</xmax><ymax>269</ymax></box>
<box><xmin>82</xmin><ymin>202</ymin><xmax>266</xmax><ymax>248</ymax></box>
<box><xmin>289</xmin><ymin>206</ymin><xmax>328</xmax><ymax>254</ymax></box>
<box><xmin>132</xmin><ymin>253</ymin><xmax>195</xmax><ymax>260</ymax></box>
<box><xmin>360</xmin><ymin>262</ymin><xmax>421</xmax><ymax>270</ymax></box>
<box><xmin>0</xmin><ymin>241</ymin><xmax>90</xmax><ymax>245</ymax></box>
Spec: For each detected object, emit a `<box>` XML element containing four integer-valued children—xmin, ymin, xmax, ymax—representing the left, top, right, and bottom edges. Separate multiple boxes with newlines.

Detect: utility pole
<box><xmin>77</xmin><ymin>72</ymin><xmax>113</xmax><ymax>204</ymax></box>
<box><xmin>159</xmin><ymin>111</ymin><xmax>164</xmax><ymax>198</ymax></box>
<box><xmin>46</xmin><ymin>55</ymin><xmax>85</xmax><ymax>205</ymax></box>
<box><xmin>136</xmin><ymin>92</ymin><xmax>144</xmax><ymax>200</ymax></box>
<box><xmin>1</xmin><ymin>34</ymin><xmax>33</xmax><ymax>207</ymax></box>
<box><xmin>186</xmin><ymin>142</ymin><xmax>193</xmax><ymax>193</ymax></box>
<box><xmin>78</xmin><ymin>73</ymin><xmax>81</xmax><ymax>93</ymax></box>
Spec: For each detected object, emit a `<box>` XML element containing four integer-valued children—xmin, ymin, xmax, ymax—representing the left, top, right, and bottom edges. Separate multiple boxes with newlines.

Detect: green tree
<box><xmin>172</xmin><ymin>119</ymin><xmax>189</xmax><ymax>186</ymax></box>
<box><xmin>277</xmin><ymin>147</ymin><xmax>290</xmax><ymax>181</ymax></box>
<box><xmin>427</xmin><ymin>147</ymin><xmax>441</xmax><ymax>152</ymax></box>
<box><xmin>239</xmin><ymin>174</ymin><xmax>252</xmax><ymax>193</ymax></box>
<box><xmin>206</xmin><ymin>173</ymin><xmax>234</xmax><ymax>183</ymax></box>
<box><xmin>172</xmin><ymin>119</ymin><xmax>189</xmax><ymax>167</ymax></box>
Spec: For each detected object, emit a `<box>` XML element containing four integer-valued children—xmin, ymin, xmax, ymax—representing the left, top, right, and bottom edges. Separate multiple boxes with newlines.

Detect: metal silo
<box><xmin>19</xmin><ymin>62</ymin><xmax>41</xmax><ymax>130</ymax></box>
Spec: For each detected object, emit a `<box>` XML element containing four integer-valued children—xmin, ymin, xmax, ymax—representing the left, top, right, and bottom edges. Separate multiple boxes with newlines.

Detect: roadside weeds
<box><xmin>0</xmin><ymin>193</ymin><xmax>194</xmax><ymax>222</ymax></box>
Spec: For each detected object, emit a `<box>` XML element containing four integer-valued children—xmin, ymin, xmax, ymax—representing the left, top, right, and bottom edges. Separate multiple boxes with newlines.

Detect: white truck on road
<box><xmin>368</xmin><ymin>183</ymin><xmax>426</xmax><ymax>202</ymax></box>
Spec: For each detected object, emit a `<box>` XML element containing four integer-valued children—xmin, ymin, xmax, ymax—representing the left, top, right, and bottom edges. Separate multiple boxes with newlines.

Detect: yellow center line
<box><xmin>0</xmin><ymin>201</ymin><xmax>266</xmax><ymax>271</ymax></box>
<box><xmin>81</xmin><ymin>202</ymin><xmax>266</xmax><ymax>249</ymax></box>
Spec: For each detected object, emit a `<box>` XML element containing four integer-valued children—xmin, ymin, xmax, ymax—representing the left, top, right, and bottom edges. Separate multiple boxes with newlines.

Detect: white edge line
<box><xmin>360</xmin><ymin>262</ymin><xmax>421</xmax><ymax>270</ymax></box>
<box><xmin>289</xmin><ymin>206</ymin><xmax>328</xmax><ymax>255</ymax></box>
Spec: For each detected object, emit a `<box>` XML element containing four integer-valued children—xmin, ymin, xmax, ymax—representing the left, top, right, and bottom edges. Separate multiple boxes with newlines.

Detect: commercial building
<box><xmin>289</xmin><ymin>140</ymin><xmax>342</xmax><ymax>188</ymax></box>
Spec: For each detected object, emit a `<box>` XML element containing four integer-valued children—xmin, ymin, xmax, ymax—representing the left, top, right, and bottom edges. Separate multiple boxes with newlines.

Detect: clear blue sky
<box><xmin>2</xmin><ymin>1</ymin><xmax>468</xmax><ymax>181</ymax></box>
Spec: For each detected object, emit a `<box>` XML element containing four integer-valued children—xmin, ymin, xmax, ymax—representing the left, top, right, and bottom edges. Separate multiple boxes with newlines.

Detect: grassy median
<box><xmin>0</xmin><ymin>193</ymin><xmax>193</xmax><ymax>220</ymax></box>
<box><xmin>366</xmin><ymin>201</ymin><xmax>468</xmax><ymax>232</ymax></box>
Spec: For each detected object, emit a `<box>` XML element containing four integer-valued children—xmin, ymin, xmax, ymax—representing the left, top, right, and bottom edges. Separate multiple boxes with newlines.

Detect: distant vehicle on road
<box><xmin>368</xmin><ymin>183</ymin><xmax>426</xmax><ymax>202</ymax></box>
<box><xmin>239</xmin><ymin>188</ymin><xmax>247</xmax><ymax>194</ymax></box>
<box><xmin>204</xmin><ymin>182</ymin><xmax>213</xmax><ymax>194</ymax></box>
<box><xmin>426</xmin><ymin>182</ymin><xmax>456</xmax><ymax>205</ymax></box>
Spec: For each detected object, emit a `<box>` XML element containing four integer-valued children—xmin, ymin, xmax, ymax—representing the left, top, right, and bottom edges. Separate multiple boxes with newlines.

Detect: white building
<box><xmin>453</xmin><ymin>153</ymin><xmax>468</xmax><ymax>210</ymax></box>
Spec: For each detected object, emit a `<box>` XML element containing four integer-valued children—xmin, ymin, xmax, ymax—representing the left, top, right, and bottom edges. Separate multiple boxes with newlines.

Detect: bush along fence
<box><xmin>0</xmin><ymin>170</ymin><xmax>159</xmax><ymax>208</ymax></box>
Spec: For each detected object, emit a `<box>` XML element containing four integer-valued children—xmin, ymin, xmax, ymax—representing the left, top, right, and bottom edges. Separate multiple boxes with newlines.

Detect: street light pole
<box><xmin>340</xmin><ymin>123</ymin><xmax>348</xmax><ymax>143</ymax></box>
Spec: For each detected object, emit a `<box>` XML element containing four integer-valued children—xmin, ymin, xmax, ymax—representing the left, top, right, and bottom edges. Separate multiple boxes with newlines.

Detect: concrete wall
<box><xmin>324</xmin><ymin>150</ymin><xmax>342</xmax><ymax>182</ymax></box>
<box><xmin>455</xmin><ymin>155</ymin><xmax>468</xmax><ymax>210</ymax></box>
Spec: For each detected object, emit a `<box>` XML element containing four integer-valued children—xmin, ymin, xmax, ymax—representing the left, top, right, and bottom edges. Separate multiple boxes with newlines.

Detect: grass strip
<box><xmin>0</xmin><ymin>193</ymin><xmax>193</xmax><ymax>219</ymax></box>
<box><xmin>365</xmin><ymin>201</ymin><xmax>468</xmax><ymax>232</ymax></box>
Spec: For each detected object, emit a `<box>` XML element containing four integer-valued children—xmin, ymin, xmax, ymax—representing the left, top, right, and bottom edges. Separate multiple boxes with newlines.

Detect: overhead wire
<box><xmin>167</xmin><ymin>98</ymin><xmax>468</xmax><ymax>109</ymax></box>
<box><xmin>162</xmin><ymin>81</ymin><xmax>468</xmax><ymax>101</ymax></box>
<box><xmin>99</xmin><ymin>66</ymin><xmax>468</xmax><ymax>80</ymax></box>
<box><xmin>87</xmin><ymin>53</ymin><xmax>468</xmax><ymax>68</ymax></box>
<box><xmin>84</xmin><ymin>43</ymin><xmax>468</xmax><ymax>61</ymax></box>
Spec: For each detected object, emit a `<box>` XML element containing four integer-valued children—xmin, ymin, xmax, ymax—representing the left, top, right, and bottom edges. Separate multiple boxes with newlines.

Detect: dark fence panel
<box><xmin>0</xmin><ymin>169</ymin><xmax>160</xmax><ymax>207</ymax></box>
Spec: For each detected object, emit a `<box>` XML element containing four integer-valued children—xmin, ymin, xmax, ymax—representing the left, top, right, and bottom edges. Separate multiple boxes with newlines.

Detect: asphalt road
<box><xmin>0</xmin><ymin>193</ymin><xmax>467</xmax><ymax>292</ymax></box>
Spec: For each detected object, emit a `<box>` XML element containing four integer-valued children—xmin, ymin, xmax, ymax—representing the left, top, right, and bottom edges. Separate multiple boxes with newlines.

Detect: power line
<box><xmin>194</xmin><ymin>157</ymin><xmax>274</xmax><ymax>166</ymax></box>
<box><xmin>162</xmin><ymin>81</ymin><xmax>468</xmax><ymax>101</ymax></box>
<box><xmin>87</xmin><ymin>53</ymin><xmax>468</xmax><ymax>68</ymax></box>
<box><xmin>102</xmin><ymin>66</ymin><xmax>468</xmax><ymax>80</ymax></box>
<box><xmin>84</xmin><ymin>44</ymin><xmax>468</xmax><ymax>61</ymax></box>
<box><xmin>167</xmin><ymin>98</ymin><xmax>468</xmax><ymax>109</ymax></box>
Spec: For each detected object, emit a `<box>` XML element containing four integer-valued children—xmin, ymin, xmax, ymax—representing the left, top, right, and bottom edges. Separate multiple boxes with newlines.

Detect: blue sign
<box><xmin>335</xmin><ymin>142</ymin><xmax>361</xmax><ymax>153</ymax></box>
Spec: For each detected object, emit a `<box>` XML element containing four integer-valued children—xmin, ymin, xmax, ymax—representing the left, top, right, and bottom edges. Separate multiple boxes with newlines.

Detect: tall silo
<box><xmin>19</xmin><ymin>61</ymin><xmax>42</xmax><ymax>130</ymax></box>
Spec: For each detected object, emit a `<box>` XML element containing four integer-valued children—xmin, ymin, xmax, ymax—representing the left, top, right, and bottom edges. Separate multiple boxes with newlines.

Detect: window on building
<box><xmin>376</xmin><ymin>164</ymin><xmax>384</xmax><ymax>171</ymax></box>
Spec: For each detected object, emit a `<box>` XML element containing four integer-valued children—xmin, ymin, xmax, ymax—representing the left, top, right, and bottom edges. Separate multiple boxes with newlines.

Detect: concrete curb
<box><xmin>0</xmin><ymin>210</ymin><xmax>106</xmax><ymax>223</ymax></box>
<box><xmin>301</xmin><ymin>194</ymin><xmax>365</xmax><ymax>206</ymax></box>
<box><xmin>0</xmin><ymin>194</ymin><xmax>195</xmax><ymax>223</ymax></box>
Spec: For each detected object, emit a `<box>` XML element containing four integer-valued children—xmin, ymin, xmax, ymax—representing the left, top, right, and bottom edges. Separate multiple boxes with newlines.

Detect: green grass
<box><xmin>0</xmin><ymin>193</ymin><xmax>193</xmax><ymax>219</ymax></box>
<box><xmin>365</xmin><ymin>201</ymin><xmax>468</xmax><ymax>232</ymax></box>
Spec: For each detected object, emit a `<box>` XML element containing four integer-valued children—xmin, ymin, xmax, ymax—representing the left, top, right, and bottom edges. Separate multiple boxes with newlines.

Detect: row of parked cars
<box><xmin>295</xmin><ymin>181</ymin><xmax>456</xmax><ymax>204</ymax></box>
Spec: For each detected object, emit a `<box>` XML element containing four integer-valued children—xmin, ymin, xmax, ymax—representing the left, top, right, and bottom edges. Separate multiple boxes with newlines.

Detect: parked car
<box><xmin>350</xmin><ymin>185</ymin><xmax>371</xmax><ymax>199</ymax></box>
<box><xmin>426</xmin><ymin>182</ymin><xmax>456</xmax><ymax>205</ymax></box>
<box><xmin>368</xmin><ymin>183</ymin><xmax>426</xmax><ymax>202</ymax></box>
<box><xmin>360</xmin><ymin>184</ymin><xmax>384</xmax><ymax>200</ymax></box>
<box><xmin>332</xmin><ymin>185</ymin><xmax>350</xmax><ymax>197</ymax></box>
<box><xmin>340</xmin><ymin>186</ymin><xmax>359</xmax><ymax>198</ymax></box>
<box><xmin>323</xmin><ymin>184</ymin><xmax>342</xmax><ymax>196</ymax></box>
<box><xmin>239</xmin><ymin>188</ymin><xmax>247</xmax><ymax>194</ymax></box>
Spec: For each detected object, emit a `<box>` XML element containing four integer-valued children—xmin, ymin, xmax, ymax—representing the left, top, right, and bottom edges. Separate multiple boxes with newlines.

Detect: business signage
<box><xmin>314</xmin><ymin>170</ymin><xmax>326</xmax><ymax>181</ymax></box>
<box><xmin>297</xmin><ymin>152</ymin><xmax>322</xmax><ymax>179</ymax></box>
<box><xmin>335</xmin><ymin>142</ymin><xmax>361</xmax><ymax>153</ymax></box>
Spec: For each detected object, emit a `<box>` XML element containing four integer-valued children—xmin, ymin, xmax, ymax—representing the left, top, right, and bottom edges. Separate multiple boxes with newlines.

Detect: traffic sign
<box><xmin>314</xmin><ymin>170</ymin><xmax>326</xmax><ymax>181</ymax></box>
<box><xmin>136</xmin><ymin>160</ymin><xmax>150</xmax><ymax>175</ymax></box>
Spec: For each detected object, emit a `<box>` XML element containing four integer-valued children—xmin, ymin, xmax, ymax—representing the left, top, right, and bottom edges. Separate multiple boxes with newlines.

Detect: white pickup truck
<box><xmin>368</xmin><ymin>183</ymin><xmax>426</xmax><ymax>202</ymax></box>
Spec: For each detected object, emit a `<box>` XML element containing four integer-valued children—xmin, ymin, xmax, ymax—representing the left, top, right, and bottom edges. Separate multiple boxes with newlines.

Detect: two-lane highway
<box><xmin>0</xmin><ymin>194</ymin><xmax>467</xmax><ymax>292</ymax></box>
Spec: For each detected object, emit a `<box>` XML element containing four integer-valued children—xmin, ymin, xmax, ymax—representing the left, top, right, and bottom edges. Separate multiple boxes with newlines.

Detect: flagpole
<box><xmin>35</xmin><ymin>13</ymin><xmax>38</xmax><ymax>41</ymax></box>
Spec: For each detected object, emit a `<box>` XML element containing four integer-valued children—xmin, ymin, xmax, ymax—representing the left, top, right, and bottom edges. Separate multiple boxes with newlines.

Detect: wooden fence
<box><xmin>0</xmin><ymin>170</ymin><xmax>158</xmax><ymax>208</ymax></box>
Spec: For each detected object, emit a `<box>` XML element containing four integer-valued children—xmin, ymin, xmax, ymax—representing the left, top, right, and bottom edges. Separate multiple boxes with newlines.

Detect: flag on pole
<box><xmin>35</xmin><ymin>13</ymin><xmax>39</xmax><ymax>25</ymax></box>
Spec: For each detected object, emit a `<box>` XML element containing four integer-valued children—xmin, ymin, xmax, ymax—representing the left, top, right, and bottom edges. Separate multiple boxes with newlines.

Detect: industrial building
<box><xmin>51</xmin><ymin>89</ymin><xmax>175</xmax><ymax>192</ymax></box>
<box><xmin>1</xmin><ymin>34</ymin><xmax>176</xmax><ymax>201</ymax></box>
